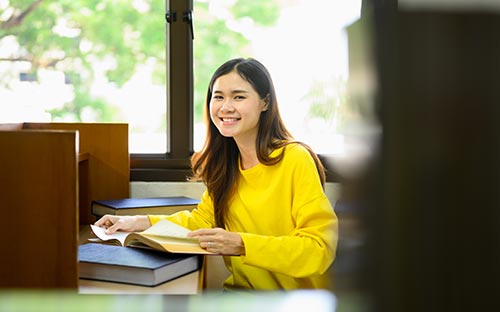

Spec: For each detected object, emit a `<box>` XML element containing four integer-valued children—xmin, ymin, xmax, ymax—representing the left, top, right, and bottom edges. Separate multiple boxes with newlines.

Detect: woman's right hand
<box><xmin>94</xmin><ymin>215</ymin><xmax>151</xmax><ymax>234</ymax></box>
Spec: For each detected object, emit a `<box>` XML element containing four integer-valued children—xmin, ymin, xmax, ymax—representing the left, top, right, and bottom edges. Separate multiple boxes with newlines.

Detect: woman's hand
<box><xmin>94</xmin><ymin>215</ymin><xmax>151</xmax><ymax>234</ymax></box>
<box><xmin>188</xmin><ymin>228</ymin><xmax>246</xmax><ymax>256</ymax></box>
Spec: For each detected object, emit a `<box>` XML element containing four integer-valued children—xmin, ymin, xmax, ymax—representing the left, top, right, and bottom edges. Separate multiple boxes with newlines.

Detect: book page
<box><xmin>141</xmin><ymin>219</ymin><xmax>196</xmax><ymax>241</ymax></box>
<box><xmin>90</xmin><ymin>224</ymin><xmax>130</xmax><ymax>246</ymax></box>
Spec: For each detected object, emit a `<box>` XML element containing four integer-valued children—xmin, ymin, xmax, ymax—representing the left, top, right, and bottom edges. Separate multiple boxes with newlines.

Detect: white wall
<box><xmin>130</xmin><ymin>181</ymin><xmax>342</xmax><ymax>207</ymax></box>
<box><xmin>130</xmin><ymin>181</ymin><xmax>207</xmax><ymax>199</ymax></box>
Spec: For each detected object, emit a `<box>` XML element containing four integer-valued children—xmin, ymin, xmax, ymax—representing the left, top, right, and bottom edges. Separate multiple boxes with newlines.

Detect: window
<box><xmin>0</xmin><ymin>0</ymin><xmax>368</xmax><ymax>182</ymax></box>
<box><xmin>0</xmin><ymin>0</ymin><xmax>168</xmax><ymax>154</ymax></box>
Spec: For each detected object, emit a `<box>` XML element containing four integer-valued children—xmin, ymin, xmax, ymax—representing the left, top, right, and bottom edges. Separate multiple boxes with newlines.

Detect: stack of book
<box><xmin>79</xmin><ymin>219</ymin><xmax>211</xmax><ymax>286</ymax></box>
<box><xmin>78</xmin><ymin>243</ymin><xmax>202</xmax><ymax>286</ymax></box>
<box><xmin>91</xmin><ymin>196</ymin><xmax>200</xmax><ymax>219</ymax></box>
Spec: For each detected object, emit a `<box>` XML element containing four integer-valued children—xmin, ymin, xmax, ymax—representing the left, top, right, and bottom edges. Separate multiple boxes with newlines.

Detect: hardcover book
<box><xmin>78</xmin><ymin>243</ymin><xmax>202</xmax><ymax>286</ymax></box>
<box><xmin>91</xmin><ymin>196</ymin><xmax>200</xmax><ymax>218</ymax></box>
<box><xmin>89</xmin><ymin>219</ymin><xmax>212</xmax><ymax>255</ymax></box>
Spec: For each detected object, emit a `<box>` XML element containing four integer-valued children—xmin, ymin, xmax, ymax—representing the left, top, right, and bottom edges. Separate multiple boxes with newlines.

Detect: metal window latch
<box><xmin>165</xmin><ymin>9</ymin><xmax>193</xmax><ymax>40</ymax></box>
<box><xmin>166</xmin><ymin>10</ymin><xmax>176</xmax><ymax>23</ymax></box>
<box><xmin>183</xmin><ymin>10</ymin><xmax>194</xmax><ymax>40</ymax></box>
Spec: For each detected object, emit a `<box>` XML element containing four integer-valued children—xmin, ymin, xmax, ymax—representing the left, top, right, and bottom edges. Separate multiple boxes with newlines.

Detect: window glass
<box><xmin>193</xmin><ymin>0</ymin><xmax>362</xmax><ymax>155</ymax></box>
<box><xmin>0</xmin><ymin>0</ymin><xmax>167</xmax><ymax>153</ymax></box>
<box><xmin>1</xmin><ymin>0</ymin><xmax>364</xmax><ymax>157</ymax></box>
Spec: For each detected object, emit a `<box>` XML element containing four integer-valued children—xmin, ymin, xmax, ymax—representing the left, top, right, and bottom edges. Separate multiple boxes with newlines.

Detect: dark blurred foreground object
<box><xmin>344</xmin><ymin>1</ymin><xmax>500</xmax><ymax>311</ymax></box>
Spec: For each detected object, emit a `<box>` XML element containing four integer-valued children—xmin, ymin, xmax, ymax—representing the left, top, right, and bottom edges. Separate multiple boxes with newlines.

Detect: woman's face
<box><xmin>210</xmin><ymin>71</ymin><xmax>267</xmax><ymax>145</ymax></box>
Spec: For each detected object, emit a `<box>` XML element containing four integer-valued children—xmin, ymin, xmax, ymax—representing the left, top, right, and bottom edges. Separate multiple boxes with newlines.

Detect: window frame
<box><xmin>130</xmin><ymin>0</ymin><xmax>340</xmax><ymax>183</ymax></box>
<box><xmin>130</xmin><ymin>0</ymin><xmax>194</xmax><ymax>182</ymax></box>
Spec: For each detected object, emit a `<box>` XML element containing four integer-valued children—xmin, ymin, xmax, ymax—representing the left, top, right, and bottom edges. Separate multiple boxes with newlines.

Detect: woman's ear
<box><xmin>261</xmin><ymin>94</ymin><xmax>270</xmax><ymax>111</ymax></box>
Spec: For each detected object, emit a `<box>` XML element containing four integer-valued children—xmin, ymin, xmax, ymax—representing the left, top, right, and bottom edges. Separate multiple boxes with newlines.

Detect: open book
<box><xmin>89</xmin><ymin>219</ymin><xmax>212</xmax><ymax>254</ymax></box>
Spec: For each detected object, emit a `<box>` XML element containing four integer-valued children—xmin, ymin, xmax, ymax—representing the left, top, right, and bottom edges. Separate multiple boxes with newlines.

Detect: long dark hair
<box><xmin>191</xmin><ymin>58</ymin><xmax>326</xmax><ymax>228</ymax></box>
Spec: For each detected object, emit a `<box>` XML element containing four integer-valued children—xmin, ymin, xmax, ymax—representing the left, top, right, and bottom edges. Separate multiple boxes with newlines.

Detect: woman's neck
<box><xmin>236</xmin><ymin>141</ymin><xmax>259</xmax><ymax>170</ymax></box>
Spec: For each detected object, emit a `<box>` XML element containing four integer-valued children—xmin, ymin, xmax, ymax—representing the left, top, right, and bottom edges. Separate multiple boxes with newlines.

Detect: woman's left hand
<box><xmin>188</xmin><ymin>228</ymin><xmax>245</xmax><ymax>255</ymax></box>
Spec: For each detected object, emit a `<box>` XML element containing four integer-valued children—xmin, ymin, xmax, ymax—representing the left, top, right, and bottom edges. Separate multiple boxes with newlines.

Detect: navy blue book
<box><xmin>78</xmin><ymin>243</ymin><xmax>202</xmax><ymax>286</ymax></box>
<box><xmin>91</xmin><ymin>196</ymin><xmax>200</xmax><ymax>217</ymax></box>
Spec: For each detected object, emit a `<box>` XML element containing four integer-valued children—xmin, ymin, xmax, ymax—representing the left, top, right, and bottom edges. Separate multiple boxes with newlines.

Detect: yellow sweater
<box><xmin>149</xmin><ymin>143</ymin><xmax>338</xmax><ymax>290</ymax></box>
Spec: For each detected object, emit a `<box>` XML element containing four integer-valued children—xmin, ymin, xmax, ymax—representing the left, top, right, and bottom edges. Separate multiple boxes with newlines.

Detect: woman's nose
<box><xmin>220</xmin><ymin>100</ymin><xmax>235</xmax><ymax>112</ymax></box>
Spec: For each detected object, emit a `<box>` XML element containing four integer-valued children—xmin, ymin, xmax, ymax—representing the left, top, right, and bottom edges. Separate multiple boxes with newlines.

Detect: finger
<box><xmin>203</xmin><ymin>240</ymin><xmax>218</xmax><ymax>251</ymax></box>
<box><xmin>94</xmin><ymin>216</ymin><xmax>108</xmax><ymax>227</ymax></box>
<box><xmin>95</xmin><ymin>215</ymin><xmax>116</xmax><ymax>227</ymax></box>
<box><xmin>200</xmin><ymin>236</ymin><xmax>220</xmax><ymax>249</ymax></box>
<box><xmin>188</xmin><ymin>228</ymin><xmax>217</xmax><ymax>237</ymax></box>
<box><xmin>190</xmin><ymin>227</ymin><xmax>226</xmax><ymax>237</ymax></box>
<box><xmin>105</xmin><ymin>222</ymin><xmax>122</xmax><ymax>234</ymax></box>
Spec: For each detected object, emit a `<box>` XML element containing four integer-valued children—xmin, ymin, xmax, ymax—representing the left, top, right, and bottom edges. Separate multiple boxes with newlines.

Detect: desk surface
<box><xmin>79</xmin><ymin>270</ymin><xmax>201</xmax><ymax>294</ymax></box>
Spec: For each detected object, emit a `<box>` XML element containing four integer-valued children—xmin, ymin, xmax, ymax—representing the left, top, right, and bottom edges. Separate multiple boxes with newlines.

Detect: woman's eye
<box><xmin>235</xmin><ymin>96</ymin><xmax>245</xmax><ymax>100</ymax></box>
<box><xmin>213</xmin><ymin>95</ymin><xmax>223</xmax><ymax>100</ymax></box>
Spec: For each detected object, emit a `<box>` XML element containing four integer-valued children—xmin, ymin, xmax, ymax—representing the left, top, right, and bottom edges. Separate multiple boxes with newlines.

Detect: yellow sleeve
<box><xmin>240</xmin><ymin>196</ymin><xmax>337</xmax><ymax>278</ymax></box>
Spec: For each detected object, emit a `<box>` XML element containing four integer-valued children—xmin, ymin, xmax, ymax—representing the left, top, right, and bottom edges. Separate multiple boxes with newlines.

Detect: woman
<box><xmin>96</xmin><ymin>58</ymin><xmax>338</xmax><ymax>290</ymax></box>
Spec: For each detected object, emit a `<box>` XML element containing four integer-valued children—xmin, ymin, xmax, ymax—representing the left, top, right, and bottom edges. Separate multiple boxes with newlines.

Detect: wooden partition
<box><xmin>0</xmin><ymin>122</ymin><xmax>129</xmax><ymax>289</ymax></box>
<box><xmin>23</xmin><ymin>123</ymin><xmax>130</xmax><ymax>225</ymax></box>
<box><xmin>0</xmin><ymin>130</ymin><xmax>79</xmax><ymax>288</ymax></box>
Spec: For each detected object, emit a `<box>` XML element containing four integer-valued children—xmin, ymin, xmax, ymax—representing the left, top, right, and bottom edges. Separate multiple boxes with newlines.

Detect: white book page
<box><xmin>141</xmin><ymin>219</ymin><xmax>194</xmax><ymax>240</ymax></box>
<box><xmin>90</xmin><ymin>224</ymin><xmax>130</xmax><ymax>246</ymax></box>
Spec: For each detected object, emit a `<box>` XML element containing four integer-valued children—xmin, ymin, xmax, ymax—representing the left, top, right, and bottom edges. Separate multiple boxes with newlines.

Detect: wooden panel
<box><xmin>24</xmin><ymin>123</ymin><xmax>130</xmax><ymax>225</ymax></box>
<box><xmin>0</xmin><ymin>130</ymin><xmax>78</xmax><ymax>288</ymax></box>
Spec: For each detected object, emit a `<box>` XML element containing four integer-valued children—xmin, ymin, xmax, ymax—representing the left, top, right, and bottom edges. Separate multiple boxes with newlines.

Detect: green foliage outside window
<box><xmin>1</xmin><ymin>0</ymin><xmax>349</xmax><ymax>142</ymax></box>
<box><xmin>0</xmin><ymin>0</ymin><xmax>283</xmax><ymax>123</ymax></box>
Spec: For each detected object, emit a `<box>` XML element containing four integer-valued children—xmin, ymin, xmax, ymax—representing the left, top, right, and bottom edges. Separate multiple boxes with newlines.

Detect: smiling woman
<box><xmin>95</xmin><ymin>57</ymin><xmax>338</xmax><ymax>290</ymax></box>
